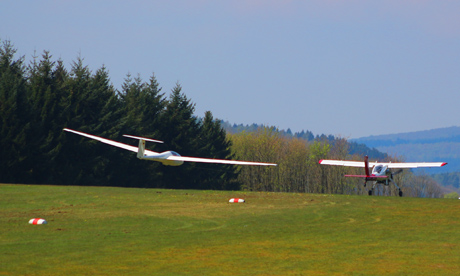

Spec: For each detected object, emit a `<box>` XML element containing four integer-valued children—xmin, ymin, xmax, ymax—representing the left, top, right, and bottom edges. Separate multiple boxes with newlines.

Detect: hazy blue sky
<box><xmin>2</xmin><ymin>1</ymin><xmax>459</xmax><ymax>138</ymax></box>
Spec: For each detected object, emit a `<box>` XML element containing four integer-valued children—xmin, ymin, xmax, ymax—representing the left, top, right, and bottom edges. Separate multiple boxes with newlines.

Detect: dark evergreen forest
<box><xmin>0</xmin><ymin>40</ymin><xmax>237</xmax><ymax>190</ymax></box>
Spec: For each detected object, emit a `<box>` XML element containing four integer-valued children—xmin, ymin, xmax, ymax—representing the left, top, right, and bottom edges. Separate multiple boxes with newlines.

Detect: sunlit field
<box><xmin>1</xmin><ymin>184</ymin><xmax>460</xmax><ymax>275</ymax></box>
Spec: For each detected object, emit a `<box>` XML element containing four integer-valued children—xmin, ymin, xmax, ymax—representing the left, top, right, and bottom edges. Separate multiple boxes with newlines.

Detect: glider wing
<box><xmin>166</xmin><ymin>155</ymin><xmax>277</xmax><ymax>166</ymax></box>
<box><xmin>63</xmin><ymin>128</ymin><xmax>158</xmax><ymax>155</ymax></box>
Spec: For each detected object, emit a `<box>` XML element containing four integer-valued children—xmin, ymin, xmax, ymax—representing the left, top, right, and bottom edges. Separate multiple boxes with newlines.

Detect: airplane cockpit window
<box><xmin>373</xmin><ymin>165</ymin><xmax>383</xmax><ymax>174</ymax></box>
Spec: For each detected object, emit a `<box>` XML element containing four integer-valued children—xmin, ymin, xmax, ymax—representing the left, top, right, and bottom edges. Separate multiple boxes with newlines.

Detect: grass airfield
<box><xmin>1</xmin><ymin>184</ymin><xmax>460</xmax><ymax>275</ymax></box>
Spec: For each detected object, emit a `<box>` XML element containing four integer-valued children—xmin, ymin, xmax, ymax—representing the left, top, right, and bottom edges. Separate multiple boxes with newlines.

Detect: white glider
<box><xmin>63</xmin><ymin>128</ymin><xmax>277</xmax><ymax>167</ymax></box>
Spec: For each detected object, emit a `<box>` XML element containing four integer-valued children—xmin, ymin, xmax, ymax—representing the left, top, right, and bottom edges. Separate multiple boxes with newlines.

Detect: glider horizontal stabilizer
<box><xmin>123</xmin><ymin>135</ymin><xmax>164</xmax><ymax>144</ymax></box>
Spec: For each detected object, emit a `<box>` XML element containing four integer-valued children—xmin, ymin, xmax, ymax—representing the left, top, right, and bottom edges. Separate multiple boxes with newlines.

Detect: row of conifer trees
<box><xmin>0</xmin><ymin>40</ymin><xmax>238</xmax><ymax>190</ymax></box>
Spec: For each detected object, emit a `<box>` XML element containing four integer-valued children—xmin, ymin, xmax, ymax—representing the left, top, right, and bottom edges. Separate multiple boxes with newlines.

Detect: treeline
<box><xmin>223</xmin><ymin>121</ymin><xmax>388</xmax><ymax>160</ymax></box>
<box><xmin>0</xmin><ymin>40</ymin><xmax>444</xmax><ymax>197</ymax></box>
<box><xmin>228</xmin><ymin>128</ymin><xmax>443</xmax><ymax>197</ymax></box>
<box><xmin>223</xmin><ymin>122</ymin><xmax>315</xmax><ymax>141</ymax></box>
<box><xmin>0</xmin><ymin>40</ymin><xmax>237</xmax><ymax>190</ymax></box>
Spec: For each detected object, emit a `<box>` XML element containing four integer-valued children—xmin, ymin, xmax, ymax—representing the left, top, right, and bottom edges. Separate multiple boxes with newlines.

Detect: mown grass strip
<box><xmin>1</xmin><ymin>184</ymin><xmax>459</xmax><ymax>275</ymax></box>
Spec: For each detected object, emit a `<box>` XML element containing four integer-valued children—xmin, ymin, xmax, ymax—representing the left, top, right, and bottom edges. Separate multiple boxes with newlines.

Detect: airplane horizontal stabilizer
<box><xmin>344</xmin><ymin>174</ymin><xmax>387</xmax><ymax>178</ymax></box>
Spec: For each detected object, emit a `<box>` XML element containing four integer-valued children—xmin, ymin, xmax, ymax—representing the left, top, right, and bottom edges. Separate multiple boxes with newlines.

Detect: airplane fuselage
<box><xmin>368</xmin><ymin>164</ymin><xmax>390</xmax><ymax>183</ymax></box>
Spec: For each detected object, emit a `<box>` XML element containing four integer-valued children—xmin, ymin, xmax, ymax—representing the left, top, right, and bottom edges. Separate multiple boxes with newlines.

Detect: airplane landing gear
<box><xmin>368</xmin><ymin>182</ymin><xmax>377</xmax><ymax>196</ymax></box>
<box><xmin>367</xmin><ymin>181</ymin><xmax>402</xmax><ymax>197</ymax></box>
<box><xmin>389</xmin><ymin>177</ymin><xmax>403</xmax><ymax>197</ymax></box>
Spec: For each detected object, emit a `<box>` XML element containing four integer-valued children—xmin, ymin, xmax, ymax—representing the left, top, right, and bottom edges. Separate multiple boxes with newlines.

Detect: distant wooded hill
<box><xmin>351</xmin><ymin>126</ymin><xmax>460</xmax><ymax>172</ymax></box>
<box><xmin>221</xmin><ymin>121</ymin><xmax>388</xmax><ymax>160</ymax></box>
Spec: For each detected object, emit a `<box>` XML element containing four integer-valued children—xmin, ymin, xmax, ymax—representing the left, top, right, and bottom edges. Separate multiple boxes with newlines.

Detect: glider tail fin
<box><xmin>137</xmin><ymin>139</ymin><xmax>146</xmax><ymax>159</ymax></box>
<box><xmin>364</xmin><ymin>155</ymin><xmax>370</xmax><ymax>177</ymax></box>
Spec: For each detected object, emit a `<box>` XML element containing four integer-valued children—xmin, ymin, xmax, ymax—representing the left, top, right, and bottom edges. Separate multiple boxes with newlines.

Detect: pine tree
<box><xmin>115</xmin><ymin>73</ymin><xmax>167</xmax><ymax>187</ymax></box>
<box><xmin>58</xmin><ymin>58</ymin><xmax>123</xmax><ymax>185</ymax></box>
<box><xmin>0</xmin><ymin>40</ymin><xmax>33</xmax><ymax>183</ymax></box>
<box><xmin>194</xmin><ymin>111</ymin><xmax>239</xmax><ymax>190</ymax></box>
<box><xmin>119</xmin><ymin>73</ymin><xmax>165</xmax><ymax>136</ymax></box>
<box><xmin>87</xmin><ymin>65</ymin><xmax>125</xmax><ymax>186</ymax></box>
<box><xmin>140</xmin><ymin>73</ymin><xmax>166</xmax><ymax>136</ymax></box>
<box><xmin>161</xmin><ymin>83</ymin><xmax>198</xmax><ymax>151</ymax></box>
<box><xmin>159</xmin><ymin>83</ymin><xmax>200</xmax><ymax>188</ymax></box>
<box><xmin>26</xmin><ymin>51</ymin><xmax>68</xmax><ymax>183</ymax></box>
<box><xmin>119</xmin><ymin>73</ymin><xmax>143</xmax><ymax>134</ymax></box>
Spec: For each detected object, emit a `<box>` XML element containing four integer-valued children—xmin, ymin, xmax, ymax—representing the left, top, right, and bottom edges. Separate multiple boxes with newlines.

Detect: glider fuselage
<box><xmin>140</xmin><ymin>151</ymin><xmax>184</xmax><ymax>166</ymax></box>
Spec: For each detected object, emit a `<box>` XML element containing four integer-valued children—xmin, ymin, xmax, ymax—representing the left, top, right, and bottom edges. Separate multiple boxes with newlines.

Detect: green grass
<box><xmin>1</xmin><ymin>184</ymin><xmax>460</xmax><ymax>275</ymax></box>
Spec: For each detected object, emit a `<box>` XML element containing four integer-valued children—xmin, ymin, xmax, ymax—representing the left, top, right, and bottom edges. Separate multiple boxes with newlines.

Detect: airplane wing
<box><xmin>166</xmin><ymin>155</ymin><xmax>277</xmax><ymax>166</ymax></box>
<box><xmin>384</xmin><ymin>162</ymin><xmax>447</xmax><ymax>169</ymax></box>
<box><xmin>63</xmin><ymin>128</ymin><xmax>158</xmax><ymax>155</ymax></box>
<box><xmin>319</xmin><ymin>160</ymin><xmax>369</xmax><ymax>167</ymax></box>
<box><xmin>319</xmin><ymin>159</ymin><xmax>447</xmax><ymax>168</ymax></box>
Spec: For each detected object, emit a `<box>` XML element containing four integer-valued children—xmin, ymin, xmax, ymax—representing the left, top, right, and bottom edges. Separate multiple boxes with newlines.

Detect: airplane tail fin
<box><xmin>364</xmin><ymin>155</ymin><xmax>370</xmax><ymax>177</ymax></box>
<box><xmin>122</xmin><ymin>135</ymin><xmax>164</xmax><ymax>159</ymax></box>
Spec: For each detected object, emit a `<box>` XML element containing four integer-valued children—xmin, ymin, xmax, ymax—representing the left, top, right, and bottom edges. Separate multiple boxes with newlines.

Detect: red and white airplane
<box><xmin>63</xmin><ymin>128</ymin><xmax>277</xmax><ymax>167</ymax></box>
<box><xmin>319</xmin><ymin>156</ymin><xmax>447</xmax><ymax>196</ymax></box>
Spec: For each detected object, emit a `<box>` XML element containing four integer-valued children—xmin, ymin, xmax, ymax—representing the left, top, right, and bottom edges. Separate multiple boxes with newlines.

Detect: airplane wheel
<box><xmin>368</xmin><ymin>190</ymin><xmax>372</xmax><ymax>196</ymax></box>
<box><xmin>399</xmin><ymin>190</ymin><xmax>403</xmax><ymax>197</ymax></box>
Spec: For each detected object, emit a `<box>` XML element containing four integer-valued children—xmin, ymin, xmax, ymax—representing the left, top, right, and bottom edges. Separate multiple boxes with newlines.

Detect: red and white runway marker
<box><xmin>229</xmin><ymin>198</ymin><xmax>245</xmax><ymax>203</ymax></box>
<box><xmin>29</xmin><ymin>218</ymin><xmax>47</xmax><ymax>225</ymax></box>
